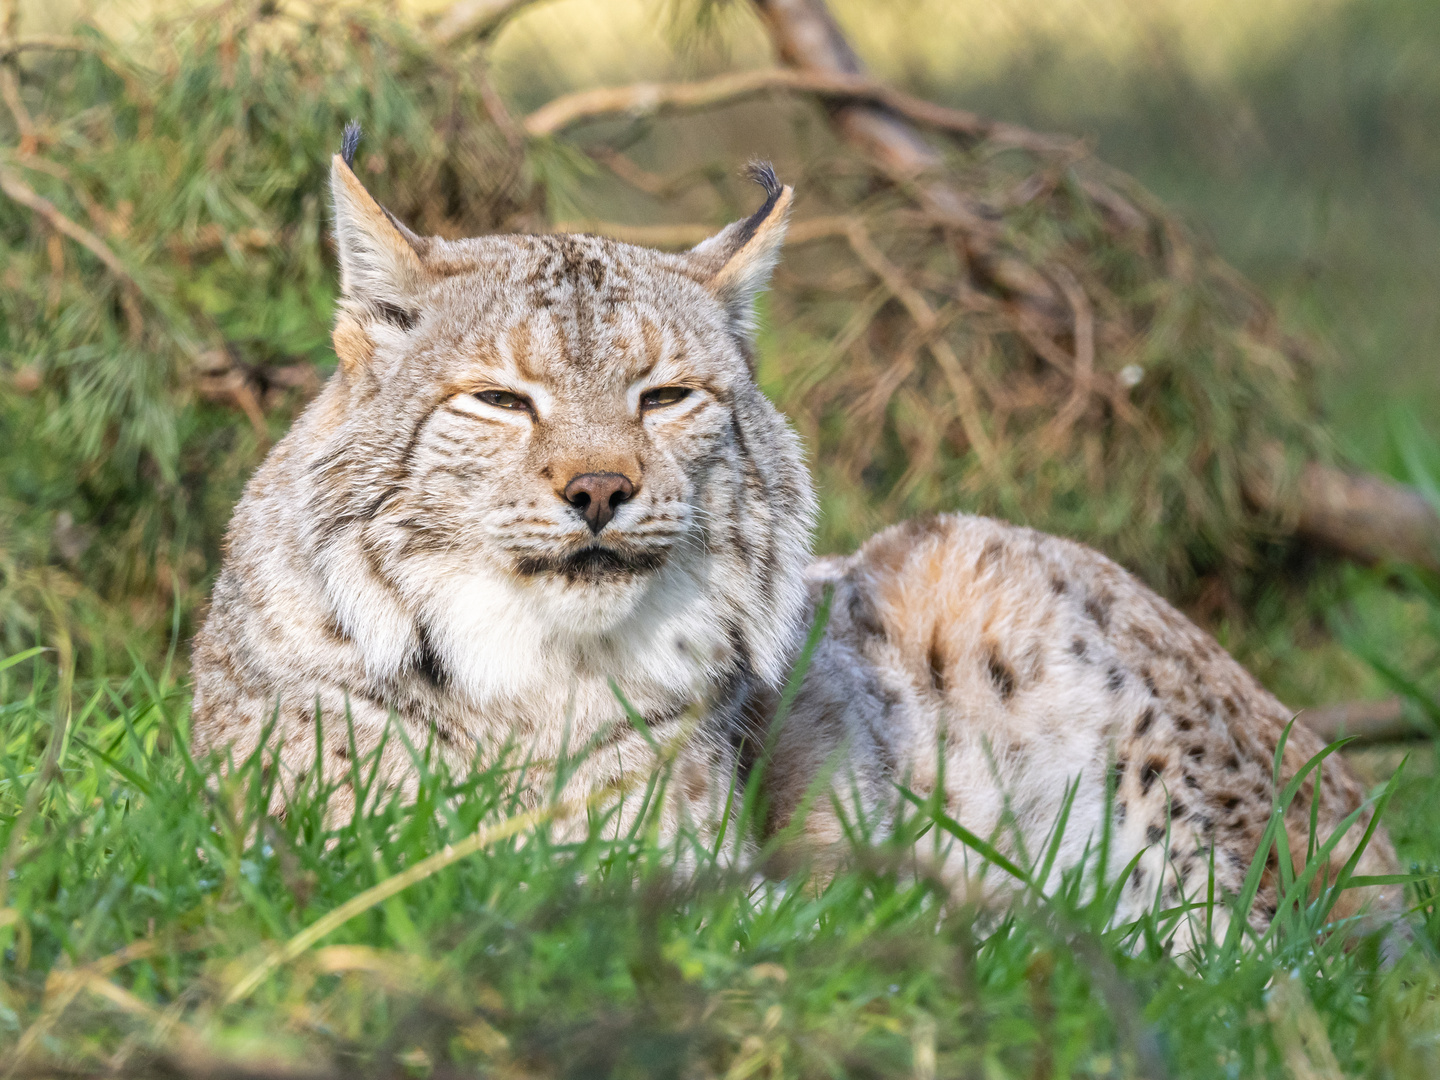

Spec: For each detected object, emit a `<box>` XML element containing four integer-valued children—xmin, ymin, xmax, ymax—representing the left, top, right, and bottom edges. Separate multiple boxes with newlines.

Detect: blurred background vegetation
<box><xmin>0</xmin><ymin>0</ymin><xmax>1437</xmax><ymax>715</ymax></box>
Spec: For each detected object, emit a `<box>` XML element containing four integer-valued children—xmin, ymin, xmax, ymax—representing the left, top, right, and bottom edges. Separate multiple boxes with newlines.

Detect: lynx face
<box><xmin>362</xmin><ymin>234</ymin><xmax>762</xmax><ymax>637</ymax></box>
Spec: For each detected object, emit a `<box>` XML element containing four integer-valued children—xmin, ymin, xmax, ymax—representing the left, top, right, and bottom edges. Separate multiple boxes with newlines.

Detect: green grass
<box><xmin>3</xmin><ymin>607</ymin><xmax>1440</xmax><ymax>1078</ymax></box>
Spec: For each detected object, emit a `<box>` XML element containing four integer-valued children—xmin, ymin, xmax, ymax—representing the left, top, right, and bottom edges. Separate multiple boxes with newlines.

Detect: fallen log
<box><xmin>1244</xmin><ymin>450</ymin><xmax>1440</xmax><ymax>573</ymax></box>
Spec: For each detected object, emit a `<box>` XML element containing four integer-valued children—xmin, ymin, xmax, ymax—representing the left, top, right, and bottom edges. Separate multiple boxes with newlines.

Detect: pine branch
<box><xmin>0</xmin><ymin>159</ymin><xmax>137</xmax><ymax>291</ymax></box>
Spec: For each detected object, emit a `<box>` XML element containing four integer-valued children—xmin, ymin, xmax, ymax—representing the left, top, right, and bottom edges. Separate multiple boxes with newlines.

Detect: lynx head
<box><xmin>304</xmin><ymin>148</ymin><xmax>816</xmax><ymax>703</ymax></box>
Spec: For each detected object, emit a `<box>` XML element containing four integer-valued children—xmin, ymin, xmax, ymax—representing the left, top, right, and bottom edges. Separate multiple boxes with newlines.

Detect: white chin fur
<box><xmin>394</xmin><ymin>551</ymin><xmax>727</xmax><ymax>713</ymax></box>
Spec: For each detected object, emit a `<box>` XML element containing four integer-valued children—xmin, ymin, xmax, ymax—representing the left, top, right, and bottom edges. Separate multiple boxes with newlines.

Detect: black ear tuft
<box><xmin>744</xmin><ymin>160</ymin><xmax>782</xmax><ymax>201</ymax></box>
<box><xmin>341</xmin><ymin>120</ymin><xmax>362</xmax><ymax>168</ymax></box>
<box><xmin>730</xmin><ymin>161</ymin><xmax>784</xmax><ymax>249</ymax></box>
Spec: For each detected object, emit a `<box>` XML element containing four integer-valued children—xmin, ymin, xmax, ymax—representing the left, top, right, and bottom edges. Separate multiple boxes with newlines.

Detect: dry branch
<box><xmin>0</xmin><ymin>160</ymin><xmax>134</xmax><ymax>284</ymax></box>
<box><xmin>1298</xmin><ymin>698</ymin><xmax>1426</xmax><ymax>744</ymax></box>
<box><xmin>524</xmin><ymin>66</ymin><xmax>1070</xmax><ymax>150</ymax></box>
<box><xmin>0</xmin><ymin>34</ymin><xmax>90</xmax><ymax>60</ymax></box>
<box><xmin>430</xmin><ymin>0</ymin><xmax>552</xmax><ymax>48</ymax></box>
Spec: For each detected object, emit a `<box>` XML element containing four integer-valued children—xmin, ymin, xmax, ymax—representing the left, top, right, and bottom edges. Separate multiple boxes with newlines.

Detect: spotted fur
<box><xmin>193</xmin><ymin>154</ymin><xmax>1400</xmax><ymax>943</ymax></box>
<box><xmin>770</xmin><ymin>515</ymin><xmax>1402</xmax><ymax>948</ymax></box>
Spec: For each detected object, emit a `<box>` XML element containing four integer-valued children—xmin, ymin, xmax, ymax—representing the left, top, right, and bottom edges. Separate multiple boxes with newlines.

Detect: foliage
<box><xmin>0</xmin><ymin>2</ymin><xmax>528</xmax><ymax>668</ymax></box>
<box><xmin>0</xmin><ymin>0</ymin><xmax>1354</xmax><ymax>677</ymax></box>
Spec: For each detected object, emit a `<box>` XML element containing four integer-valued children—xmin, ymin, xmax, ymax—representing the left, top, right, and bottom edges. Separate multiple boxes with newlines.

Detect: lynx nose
<box><xmin>562</xmin><ymin>472</ymin><xmax>635</xmax><ymax>534</ymax></box>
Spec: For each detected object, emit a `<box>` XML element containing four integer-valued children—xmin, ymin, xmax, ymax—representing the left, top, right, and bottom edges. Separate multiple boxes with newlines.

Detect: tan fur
<box><xmin>192</xmin><ymin>157</ymin><xmax>1400</xmax><ymax>942</ymax></box>
<box><xmin>768</xmin><ymin>515</ymin><xmax>1402</xmax><ymax>947</ymax></box>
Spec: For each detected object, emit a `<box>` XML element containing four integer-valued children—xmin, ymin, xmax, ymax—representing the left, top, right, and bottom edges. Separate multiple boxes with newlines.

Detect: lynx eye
<box><xmin>640</xmin><ymin>386</ymin><xmax>692</xmax><ymax>411</ymax></box>
<box><xmin>475</xmin><ymin>389</ymin><xmax>531</xmax><ymax>412</ymax></box>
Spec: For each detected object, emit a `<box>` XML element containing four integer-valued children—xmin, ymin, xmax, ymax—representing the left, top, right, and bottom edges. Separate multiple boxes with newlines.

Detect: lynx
<box><xmin>191</xmin><ymin>142</ymin><xmax>1401</xmax><ymax>944</ymax></box>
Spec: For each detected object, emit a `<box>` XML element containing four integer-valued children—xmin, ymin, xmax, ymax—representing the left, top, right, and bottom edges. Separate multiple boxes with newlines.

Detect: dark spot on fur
<box><xmin>1070</xmin><ymin>636</ymin><xmax>1088</xmax><ymax>660</ymax></box>
<box><xmin>1051</xmin><ymin>575</ymin><xmax>1068</xmax><ymax>595</ymax></box>
<box><xmin>1141</xmin><ymin>669</ymin><xmax>1158</xmax><ymax>696</ymax></box>
<box><xmin>1112</xmin><ymin>756</ymin><xmax>1128</xmax><ymax>789</ymax></box>
<box><xmin>1084</xmin><ymin>592</ymin><xmax>1113</xmax><ymax>630</ymax></box>
<box><xmin>928</xmin><ymin>636</ymin><xmax>946</xmax><ymax>695</ymax></box>
<box><xmin>1106</xmin><ymin>665</ymin><xmax>1125</xmax><ymax>693</ymax></box>
<box><xmin>1170</xmin><ymin>799</ymin><xmax>1187</xmax><ymax>819</ymax></box>
<box><xmin>1176</xmin><ymin>715</ymin><xmax>1193</xmax><ymax>732</ymax></box>
<box><xmin>331</xmin><ymin>742</ymin><xmax>349</xmax><ymax>761</ymax></box>
<box><xmin>1224</xmin><ymin>754</ymin><xmax>1240</xmax><ymax>772</ymax></box>
<box><xmin>986</xmin><ymin>648</ymin><xmax>1017</xmax><ymax>703</ymax></box>
<box><xmin>1223</xmin><ymin>696</ymin><xmax>1239</xmax><ymax>718</ymax></box>
<box><xmin>374</xmin><ymin>301</ymin><xmax>418</xmax><ymax>330</ymax></box>
<box><xmin>1135</xmin><ymin>707</ymin><xmax>1155</xmax><ymax>736</ymax></box>
<box><xmin>1130</xmin><ymin>865</ymin><xmax>1146</xmax><ymax>890</ymax></box>
<box><xmin>1186</xmin><ymin>745</ymin><xmax>1205</xmax><ymax>761</ymax></box>
<box><xmin>1222</xmin><ymin>796</ymin><xmax>1240</xmax><ymax>811</ymax></box>
<box><xmin>1140</xmin><ymin>757</ymin><xmax>1165</xmax><ymax>794</ymax></box>
<box><xmin>1116</xmin><ymin>800</ymin><xmax>1128</xmax><ymax>823</ymax></box>
<box><xmin>412</xmin><ymin>623</ymin><xmax>448</xmax><ymax>689</ymax></box>
<box><xmin>848</xmin><ymin>590</ymin><xmax>886</xmax><ymax>641</ymax></box>
<box><xmin>1184</xmin><ymin>773</ymin><xmax>1200</xmax><ymax>789</ymax></box>
<box><xmin>1147</xmin><ymin>824</ymin><xmax>1164</xmax><ymax>844</ymax></box>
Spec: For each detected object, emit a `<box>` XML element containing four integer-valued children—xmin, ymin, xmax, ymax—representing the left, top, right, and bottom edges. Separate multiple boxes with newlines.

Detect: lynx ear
<box><xmin>689</xmin><ymin>162</ymin><xmax>793</xmax><ymax>345</ymax></box>
<box><xmin>329</xmin><ymin>146</ymin><xmax>428</xmax><ymax>320</ymax></box>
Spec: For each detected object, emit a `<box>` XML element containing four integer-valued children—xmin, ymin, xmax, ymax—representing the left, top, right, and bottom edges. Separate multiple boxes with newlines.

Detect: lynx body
<box><xmin>191</xmin><ymin>151</ymin><xmax>1400</xmax><ymax>940</ymax></box>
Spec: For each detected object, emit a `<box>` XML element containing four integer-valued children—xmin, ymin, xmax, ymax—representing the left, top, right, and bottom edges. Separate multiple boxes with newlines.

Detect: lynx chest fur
<box><xmin>193</xmin><ymin>149</ymin><xmax>1399</xmax><ymax>941</ymax></box>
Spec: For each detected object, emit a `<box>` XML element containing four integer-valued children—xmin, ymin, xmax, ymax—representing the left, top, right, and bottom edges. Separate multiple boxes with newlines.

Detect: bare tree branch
<box><xmin>430</xmin><ymin>0</ymin><xmax>553</xmax><ymax>49</ymax></box>
<box><xmin>524</xmin><ymin>67</ymin><xmax>1070</xmax><ymax>150</ymax></box>
<box><xmin>0</xmin><ymin>159</ymin><xmax>137</xmax><ymax>288</ymax></box>
<box><xmin>0</xmin><ymin>34</ymin><xmax>91</xmax><ymax>60</ymax></box>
